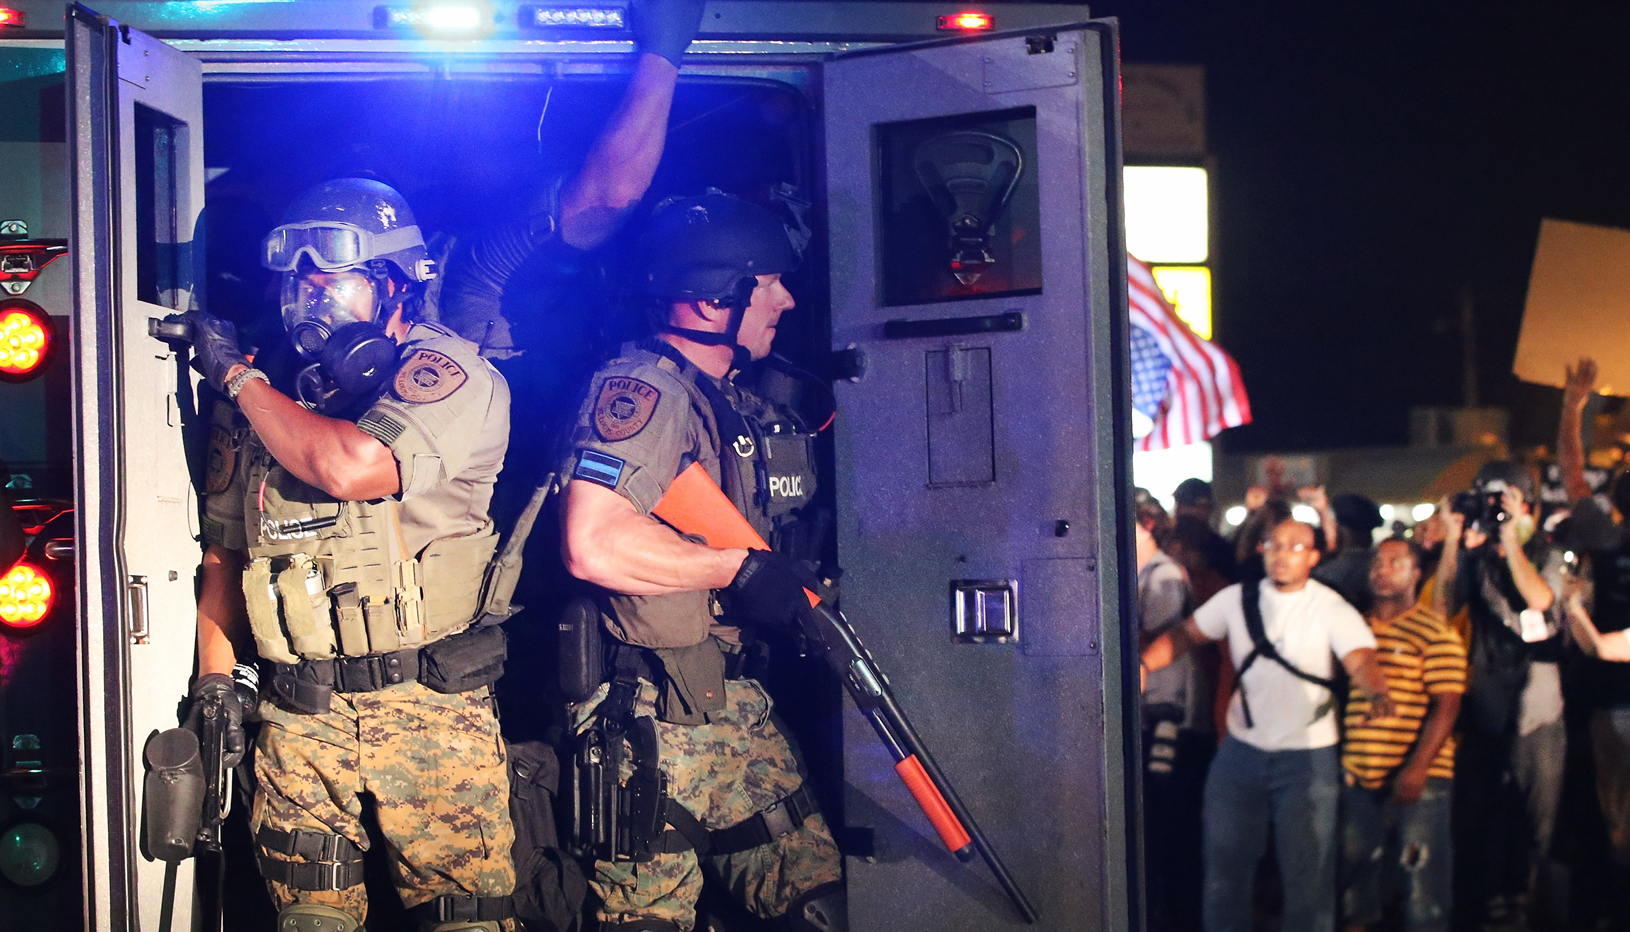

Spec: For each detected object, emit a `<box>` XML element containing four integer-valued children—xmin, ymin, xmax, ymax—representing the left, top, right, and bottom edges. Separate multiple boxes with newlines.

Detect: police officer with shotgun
<box><xmin>556</xmin><ymin>191</ymin><xmax>846</xmax><ymax>931</ymax></box>
<box><xmin>162</xmin><ymin>4</ymin><xmax>705</xmax><ymax>927</ymax></box>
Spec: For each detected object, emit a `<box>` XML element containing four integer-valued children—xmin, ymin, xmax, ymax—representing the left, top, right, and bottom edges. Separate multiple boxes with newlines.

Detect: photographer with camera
<box><xmin>1431</xmin><ymin>461</ymin><xmax>1568</xmax><ymax>932</ymax></box>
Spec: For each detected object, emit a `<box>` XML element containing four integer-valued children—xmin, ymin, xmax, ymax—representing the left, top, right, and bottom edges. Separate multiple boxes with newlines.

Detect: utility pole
<box><xmin>1461</xmin><ymin>285</ymin><xmax>1478</xmax><ymax>409</ymax></box>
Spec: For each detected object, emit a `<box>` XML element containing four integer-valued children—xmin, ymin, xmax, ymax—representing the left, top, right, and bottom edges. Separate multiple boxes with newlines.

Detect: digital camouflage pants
<box><xmin>252</xmin><ymin>681</ymin><xmax>517</xmax><ymax>923</ymax></box>
<box><xmin>572</xmin><ymin>677</ymin><xmax>842</xmax><ymax>930</ymax></box>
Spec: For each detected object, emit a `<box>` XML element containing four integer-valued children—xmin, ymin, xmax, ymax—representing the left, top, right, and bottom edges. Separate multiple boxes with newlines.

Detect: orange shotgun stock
<box><xmin>653</xmin><ymin>463</ymin><xmax>1039</xmax><ymax>923</ymax></box>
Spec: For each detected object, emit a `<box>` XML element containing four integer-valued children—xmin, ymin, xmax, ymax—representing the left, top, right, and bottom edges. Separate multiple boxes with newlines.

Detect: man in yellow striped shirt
<box><xmin>1340</xmin><ymin>538</ymin><xmax>1467</xmax><ymax>932</ymax></box>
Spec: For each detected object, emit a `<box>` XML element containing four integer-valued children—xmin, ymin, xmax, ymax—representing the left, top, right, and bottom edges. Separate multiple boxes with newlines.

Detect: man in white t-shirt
<box><xmin>1143</xmin><ymin>518</ymin><xmax>1394</xmax><ymax>932</ymax></box>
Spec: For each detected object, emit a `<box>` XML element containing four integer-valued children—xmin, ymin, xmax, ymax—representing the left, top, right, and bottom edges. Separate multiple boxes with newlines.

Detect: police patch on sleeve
<box><xmin>393</xmin><ymin>349</ymin><xmax>468</xmax><ymax>404</ymax></box>
<box><xmin>573</xmin><ymin>449</ymin><xmax>627</xmax><ymax>489</ymax></box>
<box><xmin>205</xmin><ymin>426</ymin><xmax>237</xmax><ymax>494</ymax></box>
<box><xmin>593</xmin><ymin>377</ymin><xmax>661</xmax><ymax>442</ymax></box>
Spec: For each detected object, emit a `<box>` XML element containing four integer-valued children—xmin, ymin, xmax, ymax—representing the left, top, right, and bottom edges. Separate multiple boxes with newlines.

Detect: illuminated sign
<box><xmin>1125</xmin><ymin>165</ymin><xmax>1208</xmax><ymax>264</ymax></box>
<box><xmin>1150</xmin><ymin>265</ymin><xmax>1212</xmax><ymax>339</ymax></box>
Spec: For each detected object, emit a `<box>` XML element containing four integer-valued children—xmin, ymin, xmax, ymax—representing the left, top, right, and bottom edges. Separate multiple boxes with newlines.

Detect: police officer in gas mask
<box><xmin>258</xmin><ymin>179</ymin><xmax>440</xmax><ymax>414</ymax></box>
<box><xmin>171</xmin><ymin>176</ymin><xmax>519</xmax><ymax>932</ymax></box>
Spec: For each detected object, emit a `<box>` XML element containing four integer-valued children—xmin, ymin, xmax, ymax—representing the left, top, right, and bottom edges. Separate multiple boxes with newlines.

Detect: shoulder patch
<box><xmin>356</xmin><ymin>410</ymin><xmax>407</xmax><ymax>446</ymax></box>
<box><xmin>574</xmin><ymin>449</ymin><xmax>627</xmax><ymax>489</ymax></box>
<box><xmin>205</xmin><ymin>426</ymin><xmax>237</xmax><ymax>494</ymax></box>
<box><xmin>594</xmin><ymin>376</ymin><xmax>661</xmax><ymax>442</ymax></box>
<box><xmin>394</xmin><ymin>348</ymin><xmax>468</xmax><ymax>404</ymax></box>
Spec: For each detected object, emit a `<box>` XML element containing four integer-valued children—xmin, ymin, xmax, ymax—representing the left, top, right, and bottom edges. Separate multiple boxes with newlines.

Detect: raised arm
<box><xmin>1299</xmin><ymin>485</ymin><xmax>1339</xmax><ymax>554</ymax></box>
<box><xmin>1432</xmin><ymin>504</ymin><xmax>1466</xmax><ymax>617</ymax></box>
<box><xmin>182</xmin><ymin>312</ymin><xmax>400</xmax><ymax>502</ymax></box>
<box><xmin>233</xmin><ymin>376</ymin><xmax>400</xmax><ymax>500</ymax></box>
<box><xmin>1498</xmin><ymin>487</ymin><xmax>1554</xmax><ymax>614</ymax></box>
<box><xmin>557</xmin><ymin>0</ymin><xmax>704</xmax><ymax>250</ymax></box>
<box><xmin>1559</xmin><ymin>357</ymin><xmax>1598</xmax><ymax>504</ymax></box>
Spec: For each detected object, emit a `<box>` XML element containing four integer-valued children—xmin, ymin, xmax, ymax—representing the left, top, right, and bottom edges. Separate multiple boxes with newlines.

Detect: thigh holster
<box><xmin>568</xmin><ymin>646</ymin><xmax>821</xmax><ymax>863</ymax></box>
<box><xmin>256</xmin><ymin>826</ymin><xmax>365</xmax><ymax>891</ymax></box>
<box><xmin>657</xmin><ymin>783</ymin><xmax>819</xmax><ymax>858</ymax></box>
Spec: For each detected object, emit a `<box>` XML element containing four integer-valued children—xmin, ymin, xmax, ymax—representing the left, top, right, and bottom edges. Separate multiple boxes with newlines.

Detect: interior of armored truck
<box><xmin>196</xmin><ymin>71</ymin><xmax>845</xmax><ymax>930</ymax></box>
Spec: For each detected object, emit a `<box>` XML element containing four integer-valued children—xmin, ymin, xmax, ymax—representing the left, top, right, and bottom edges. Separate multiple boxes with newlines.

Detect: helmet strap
<box><xmin>659</xmin><ymin>278</ymin><xmax>756</xmax><ymax>367</ymax></box>
<box><xmin>365</xmin><ymin>259</ymin><xmax>412</xmax><ymax>326</ymax></box>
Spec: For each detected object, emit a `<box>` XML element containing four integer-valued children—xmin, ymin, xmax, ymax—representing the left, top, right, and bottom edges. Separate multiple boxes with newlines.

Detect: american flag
<box><xmin>1127</xmin><ymin>254</ymin><xmax>1252</xmax><ymax>451</ymax></box>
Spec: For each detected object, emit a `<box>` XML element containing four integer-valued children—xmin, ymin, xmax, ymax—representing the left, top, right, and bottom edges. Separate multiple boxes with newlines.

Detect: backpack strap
<box><xmin>1231</xmin><ymin>578</ymin><xmax>1338</xmax><ymax>729</ymax></box>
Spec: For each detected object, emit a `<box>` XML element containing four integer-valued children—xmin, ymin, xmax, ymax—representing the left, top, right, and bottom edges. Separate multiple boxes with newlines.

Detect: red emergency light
<box><xmin>0</xmin><ymin>563</ymin><xmax>53</xmax><ymax>629</ymax></box>
<box><xmin>0</xmin><ymin>8</ymin><xmax>25</xmax><ymax>28</ymax></box>
<box><xmin>0</xmin><ymin>300</ymin><xmax>52</xmax><ymax>382</ymax></box>
<box><xmin>937</xmin><ymin>11</ymin><xmax>993</xmax><ymax>31</ymax></box>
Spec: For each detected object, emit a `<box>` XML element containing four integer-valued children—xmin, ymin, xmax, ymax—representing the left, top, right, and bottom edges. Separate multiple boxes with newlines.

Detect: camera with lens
<box><xmin>1453</xmin><ymin>480</ymin><xmax>1516</xmax><ymax>534</ymax></box>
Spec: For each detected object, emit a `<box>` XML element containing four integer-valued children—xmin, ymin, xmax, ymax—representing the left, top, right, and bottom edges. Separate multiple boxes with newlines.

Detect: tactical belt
<box><xmin>656</xmin><ymin>783</ymin><xmax>819</xmax><ymax>857</ymax></box>
<box><xmin>410</xmin><ymin>893</ymin><xmax>517</xmax><ymax>923</ymax></box>
<box><xmin>271</xmin><ymin>647</ymin><xmax>422</xmax><ymax>695</ymax></box>
<box><xmin>255</xmin><ymin>826</ymin><xmax>366</xmax><ymax>891</ymax></box>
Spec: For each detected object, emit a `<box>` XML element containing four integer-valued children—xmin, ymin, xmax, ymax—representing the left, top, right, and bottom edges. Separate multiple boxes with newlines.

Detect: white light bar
<box><xmin>374</xmin><ymin>4</ymin><xmax>488</xmax><ymax>32</ymax></box>
<box><xmin>522</xmin><ymin>5</ymin><xmax>627</xmax><ymax>28</ymax></box>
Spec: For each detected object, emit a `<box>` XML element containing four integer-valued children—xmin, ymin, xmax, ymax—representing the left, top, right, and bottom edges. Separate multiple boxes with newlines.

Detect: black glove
<box><xmin>189</xmin><ymin>672</ymin><xmax>248</xmax><ymax>769</ymax></box>
<box><xmin>723</xmin><ymin>549</ymin><xmax>820</xmax><ymax>629</ymax></box>
<box><xmin>630</xmin><ymin>0</ymin><xmax>706</xmax><ymax>67</ymax></box>
<box><xmin>167</xmin><ymin>310</ymin><xmax>248</xmax><ymax>394</ymax></box>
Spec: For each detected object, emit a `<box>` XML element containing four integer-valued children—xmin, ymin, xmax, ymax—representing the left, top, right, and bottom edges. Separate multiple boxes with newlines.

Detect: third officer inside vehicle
<box><xmin>557</xmin><ymin>191</ymin><xmax>844</xmax><ymax>931</ymax></box>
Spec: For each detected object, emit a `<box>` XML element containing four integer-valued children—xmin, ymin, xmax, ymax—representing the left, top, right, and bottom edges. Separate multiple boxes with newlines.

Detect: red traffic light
<box><xmin>0</xmin><ymin>299</ymin><xmax>52</xmax><ymax>382</ymax></box>
<box><xmin>0</xmin><ymin>563</ymin><xmax>53</xmax><ymax>629</ymax></box>
<box><xmin>0</xmin><ymin>9</ymin><xmax>25</xmax><ymax>28</ymax></box>
<box><xmin>937</xmin><ymin>11</ymin><xmax>994</xmax><ymax>31</ymax></box>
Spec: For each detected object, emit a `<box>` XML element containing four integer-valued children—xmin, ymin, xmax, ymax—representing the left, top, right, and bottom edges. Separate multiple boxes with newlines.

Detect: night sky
<box><xmin>1082</xmin><ymin>0</ymin><xmax>1630</xmax><ymax>453</ymax></box>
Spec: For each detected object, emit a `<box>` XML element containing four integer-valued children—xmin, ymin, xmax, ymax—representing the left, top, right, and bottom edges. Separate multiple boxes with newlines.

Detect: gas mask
<box><xmin>279</xmin><ymin>268</ymin><xmax>398</xmax><ymax>414</ymax></box>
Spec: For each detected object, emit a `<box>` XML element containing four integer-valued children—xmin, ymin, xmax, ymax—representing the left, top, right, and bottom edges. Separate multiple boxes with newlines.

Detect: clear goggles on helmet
<box><xmin>280</xmin><ymin>268</ymin><xmax>381</xmax><ymax>335</ymax></box>
<box><xmin>262</xmin><ymin>220</ymin><xmax>425</xmax><ymax>273</ymax></box>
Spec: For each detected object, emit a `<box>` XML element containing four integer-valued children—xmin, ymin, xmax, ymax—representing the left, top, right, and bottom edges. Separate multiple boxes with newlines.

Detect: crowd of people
<box><xmin>1135</xmin><ymin>357</ymin><xmax>1630</xmax><ymax>932</ymax></box>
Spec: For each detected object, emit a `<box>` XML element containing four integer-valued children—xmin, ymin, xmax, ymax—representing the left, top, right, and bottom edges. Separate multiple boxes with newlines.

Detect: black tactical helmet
<box><xmin>635</xmin><ymin>189</ymin><xmax>800</xmax><ymax>306</ymax></box>
<box><xmin>262</xmin><ymin>178</ymin><xmax>436</xmax><ymax>283</ymax></box>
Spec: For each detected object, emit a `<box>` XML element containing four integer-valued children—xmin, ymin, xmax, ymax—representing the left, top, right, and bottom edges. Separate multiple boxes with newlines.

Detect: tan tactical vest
<box><xmin>236</xmin><ymin>433</ymin><xmax>497</xmax><ymax>665</ymax></box>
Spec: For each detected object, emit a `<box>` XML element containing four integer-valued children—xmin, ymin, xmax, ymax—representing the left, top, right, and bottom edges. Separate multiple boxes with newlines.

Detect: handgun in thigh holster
<box><xmin>566</xmin><ymin>645</ymin><xmax>669</xmax><ymax>863</ymax></box>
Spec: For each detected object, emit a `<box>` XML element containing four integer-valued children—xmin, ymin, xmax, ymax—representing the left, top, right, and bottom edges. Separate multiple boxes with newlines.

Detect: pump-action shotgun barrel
<box><xmin>652</xmin><ymin>462</ymin><xmax>1039</xmax><ymax>924</ymax></box>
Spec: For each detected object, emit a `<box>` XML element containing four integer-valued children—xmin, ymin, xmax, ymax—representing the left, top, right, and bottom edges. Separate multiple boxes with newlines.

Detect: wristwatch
<box><xmin>226</xmin><ymin>367</ymin><xmax>270</xmax><ymax>400</ymax></box>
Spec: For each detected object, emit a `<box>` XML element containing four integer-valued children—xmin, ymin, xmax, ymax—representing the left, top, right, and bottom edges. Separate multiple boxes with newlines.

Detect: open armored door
<box><xmin>67</xmin><ymin>5</ymin><xmax>205</xmax><ymax>928</ymax></box>
<box><xmin>822</xmin><ymin>22</ymin><xmax>1139</xmax><ymax>932</ymax></box>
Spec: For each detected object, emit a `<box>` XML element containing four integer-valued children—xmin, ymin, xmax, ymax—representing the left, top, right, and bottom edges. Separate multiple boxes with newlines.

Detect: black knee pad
<box><xmin>783</xmin><ymin>882</ymin><xmax>846</xmax><ymax>932</ymax></box>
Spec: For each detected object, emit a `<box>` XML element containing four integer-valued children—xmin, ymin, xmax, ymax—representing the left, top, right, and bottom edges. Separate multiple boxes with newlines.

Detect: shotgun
<box><xmin>652</xmin><ymin>463</ymin><xmax>1039</xmax><ymax>923</ymax></box>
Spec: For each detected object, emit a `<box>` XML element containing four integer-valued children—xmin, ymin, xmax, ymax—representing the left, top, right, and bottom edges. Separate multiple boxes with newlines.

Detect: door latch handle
<box><xmin>127</xmin><ymin>575</ymin><xmax>150</xmax><ymax>644</ymax></box>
